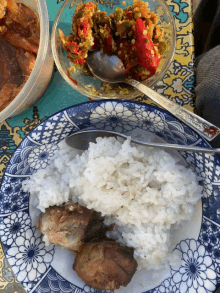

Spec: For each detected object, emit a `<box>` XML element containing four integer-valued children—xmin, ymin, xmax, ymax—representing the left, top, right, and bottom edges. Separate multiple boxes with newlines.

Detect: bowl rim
<box><xmin>0</xmin><ymin>99</ymin><xmax>214</xmax><ymax>293</ymax></box>
<box><xmin>0</xmin><ymin>0</ymin><xmax>50</xmax><ymax>122</ymax></box>
<box><xmin>2</xmin><ymin>99</ymin><xmax>212</xmax><ymax>173</ymax></box>
<box><xmin>51</xmin><ymin>0</ymin><xmax>176</xmax><ymax>100</ymax></box>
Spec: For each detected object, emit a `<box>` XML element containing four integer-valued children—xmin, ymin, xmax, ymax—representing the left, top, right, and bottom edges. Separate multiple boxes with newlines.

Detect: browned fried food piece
<box><xmin>3</xmin><ymin>31</ymin><xmax>38</xmax><ymax>54</ymax></box>
<box><xmin>0</xmin><ymin>38</ymin><xmax>23</xmax><ymax>86</ymax></box>
<box><xmin>1</xmin><ymin>1</ymin><xmax>40</xmax><ymax>54</ymax></box>
<box><xmin>84</xmin><ymin>211</ymin><xmax>114</xmax><ymax>243</ymax></box>
<box><xmin>0</xmin><ymin>39</ymin><xmax>30</xmax><ymax>111</ymax></box>
<box><xmin>37</xmin><ymin>203</ymin><xmax>96</xmax><ymax>253</ymax></box>
<box><xmin>9</xmin><ymin>2</ymin><xmax>38</xmax><ymax>30</ymax></box>
<box><xmin>73</xmin><ymin>241</ymin><xmax>138</xmax><ymax>291</ymax></box>
<box><xmin>16</xmin><ymin>2</ymin><xmax>40</xmax><ymax>45</ymax></box>
<box><xmin>6</xmin><ymin>0</ymin><xmax>19</xmax><ymax>16</ymax></box>
<box><xmin>16</xmin><ymin>48</ymin><xmax>36</xmax><ymax>76</ymax></box>
<box><xmin>0</xmin><ymin>82</ymin><xmax>19</xmax><ymax>110</ymax></box>
<box><xmin>0</xmin><ymin>24</ymin><xmax>7</xmax><ymax>37</ymax></box>
<box><xmin>0</xmin><ymin>0</ymin><xmax>7</xmax><ymax>19</ymax></box>
<box><xmin>10</xmin><ymin>76</ymin><xmax>28</xmax><ymax>98</ymax></box>
<box><xmin>6</xmin><ymin>2</ymin><xmax>40</xmax><ymax>45</ymax></box>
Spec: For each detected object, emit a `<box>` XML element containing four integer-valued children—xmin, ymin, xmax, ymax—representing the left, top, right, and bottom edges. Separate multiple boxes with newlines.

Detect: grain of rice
<box><xmin>22</xmin><ymin>137</ymin><xmax>202</xmax><ymax>272</ymax></box>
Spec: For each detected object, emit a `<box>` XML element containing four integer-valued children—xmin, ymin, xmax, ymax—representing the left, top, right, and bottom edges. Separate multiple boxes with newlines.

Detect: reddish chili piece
<box><xmin>66</xmin><ymin>40</ymin><xmax>86</xmax><ymax>65</ymax></box>
<box><xmin>91</xmin><ymin>37</ymin><xmax>100</xmax><ymax>50</ymax></box>
<box><xmin>125</xmin><ymin>58</ymin><xmax>140</xmax><ymax>72</ymax></box>
<box><xmin>84</xmin><ymin>2</ymin><xmax>93</xmax><ymax>7</ymax></box>
<box><xmin>67</xmin><ymin>56</ymin><xmax>86</xmax><ymax>64</ymax></box>
<box><xmin>125</xmin><ymin>11</ymin><xmax>132</xmax><ymax>20</ymax></box>
<box><xmin>116</xmin><ymin>40</ymin><xmax>129</xmax><ymax>61</ymax></box>
<box><xmin>105</xmin><ymin>35</ymin><xmax>114</xmax><ymax>54</ymax></box>
<box><xmin>67</xmin><ymin>69</ymin><xmax>78</xmax><ymax>85</ymax></box>
<box><xmin>75</xmin><ymin>58</ymin><xmax>85</xmax><ymax>64</ymax></box>
<box><xmin>135</xmin><ymin>18</ymin><xmax>161</xmax><ymax>76</ymax></box>
<box><xmin>116</xmin><ymin>40</ymin><xmax>139</xmax><ymax>72</ymax></box>
<box><xmin>78</xmin><ymin>21</ymin><xmax>89</xmax><ymax>37</ymax></box>
<box><xmin>66</xmin><ymin>41</ymin><xmax>80</xmax><ymax>54</ymax></box>
<box><xmin>67</xmin><ymin>55</ymin><xmax>85</xmax><ymax>65</ymax></box>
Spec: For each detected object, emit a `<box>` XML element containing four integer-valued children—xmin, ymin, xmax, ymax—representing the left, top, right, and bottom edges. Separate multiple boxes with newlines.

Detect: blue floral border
<box><xmin>1</xmin><ymin>100</ymin><xmax>220</xmax><ymax>293</ymax></box>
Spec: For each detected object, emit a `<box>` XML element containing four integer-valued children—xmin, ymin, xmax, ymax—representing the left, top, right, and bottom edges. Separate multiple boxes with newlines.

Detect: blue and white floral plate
<box><xmin>0</xmin><ymin>100</ymin><xmax>220</xmax><ymax>293</ymax></box>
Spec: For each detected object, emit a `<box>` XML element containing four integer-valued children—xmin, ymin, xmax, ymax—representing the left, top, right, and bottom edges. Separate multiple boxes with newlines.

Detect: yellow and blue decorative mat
<box><xmin>0</xmin><ymin>0</ymin><xmax>195</xmax><ymax>291</ymax></box>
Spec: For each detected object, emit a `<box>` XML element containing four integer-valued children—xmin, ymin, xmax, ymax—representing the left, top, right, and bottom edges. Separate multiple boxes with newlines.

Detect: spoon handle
<box><xmin>130</xmin><ymin>138</ymin><xmax>220</xmax><ymax>154</ymax></box>
<box><xmin>66</xmin><ymin>130</ymin><xmax>220</xmax><ymax>154</ymax></box>
<box><xmin>126</xmin><ymin>79</ymin><xmax>220</xmax><ymax>142</ymax></box>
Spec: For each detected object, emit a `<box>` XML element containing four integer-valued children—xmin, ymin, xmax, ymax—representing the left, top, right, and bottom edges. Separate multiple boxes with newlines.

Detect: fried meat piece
<box><xmin>6</xmin><ymin>0</ymin><xmax>19</xmax><ymax>16</ymax></box>
<box><xmin>73</xmin><ymin>241</ymin><xmax>138</xmax><ymax>291</ymax></box>
<box><xmin>1</xmin><ymin>0</ymin><xmax>40</xmax><ymax>54</ymax></box>
<box><xmin>0</xmin><ymin>82</ymin><xmax>19</xmax><ymax>110</ymax></box>
<box><xmin>3</xmin><ymin>31</ymin><xmax>38</xmax><ymax>54</ymax></box>
<box><xmin>84</xmin><ymin>211</ymin><xmax>114</xmax><ymax>243</ymax></box>
<box><xmin>36</xmin><ymin>203</ymin><xmax>95</xmax><ymax>253</ymax></box>
<box><xmin>6</xmin><ymin>1</ymin><xmax>40</xmax><ymax>47</ymax></box>
<box><xmin>8</xmin><ymin>1</ymin><xmax>39</xmax><ymax>32</ymax></box>
<box><xmin>0</xmin><ymin>38</ymin><xmax>23</xmax><ymax>87</ymax></box>
<box><xmin>10</xmin><ymin>76</ymin><xmax>28</xmax><ymax>97</ymax></box>
<box><xmin>0</xmin><ymin>24</ymin><xmax>7</xmax><ymax>37</ymax></box>
<box><xmin>0</xmin><ymin>0</ymin><xmax>7</xmax><ymax>19</ymax></box>
<box><xmin>16</xmin><ymin>48</ymin><xmax>36</xmax><ymax>76</ymax></box>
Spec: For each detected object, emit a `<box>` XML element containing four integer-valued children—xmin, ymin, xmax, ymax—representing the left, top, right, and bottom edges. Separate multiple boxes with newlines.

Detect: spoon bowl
<box><xmin>65</xmin><ymin>130</ymin><xmax>220</xmax><ymax>154</ymax></box>
<box><xmin>87</xmin><ymin>51</ymin><xmax>126</xmax><ymax>83</ymax></box>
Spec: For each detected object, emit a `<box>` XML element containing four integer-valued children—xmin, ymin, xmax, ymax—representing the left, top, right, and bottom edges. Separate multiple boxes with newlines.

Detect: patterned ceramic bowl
<box><xmin>51</xmin><ymin>0</ymin><xmax>176</xmax><ymax>100</ymax></box>
<box><xmin>0</xmin><ymin>100</ymin><xmax>219</xmax><ymax>293</ymax></box>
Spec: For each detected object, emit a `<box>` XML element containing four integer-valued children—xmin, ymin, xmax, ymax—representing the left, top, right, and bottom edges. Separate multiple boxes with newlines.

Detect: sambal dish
<box><xmin>59</xmin><ymin>0</ymin><xmax>167</xmax><ymax>82</ymax></box>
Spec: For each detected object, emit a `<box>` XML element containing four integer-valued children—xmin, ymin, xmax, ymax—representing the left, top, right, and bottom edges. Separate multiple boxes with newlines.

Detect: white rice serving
<box><xmin>22</xmin><ymin>137</ymin><xmax>203</xmax><ymax>271</ymax></box>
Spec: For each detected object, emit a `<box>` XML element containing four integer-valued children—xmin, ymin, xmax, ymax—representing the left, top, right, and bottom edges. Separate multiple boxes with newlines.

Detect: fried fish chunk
<box><xmin>0</xmin><ymin>38</ymin><xmax>23</xmax><ymax>86</ymax></box>
<box><xmin>36</xmin><ymin>203</ymin><xmax>95</xmax><ymax>253</ymax></box>
<box><xmin>0</xmin><ymin>0</ymin><xmax>7</xmax><ymax>19</ymax></box>
<box><xmin>73</xmin><ymin>241</ymin><xmax>138</xmax><ymax>291</ymax></box>
<box><xmin>1</xmin><ymin>0</ymin><xmax>40</xmax><ymax>54</ymax></box>
<box><xmin>16</xmin><ymin>48</ymin><xmax>36</xmax><ymax>76</ymax></box>
<box><xmin>0</xmin><ymin>82</ymin><xmax>19</xmax><ymax>110</ymax></box>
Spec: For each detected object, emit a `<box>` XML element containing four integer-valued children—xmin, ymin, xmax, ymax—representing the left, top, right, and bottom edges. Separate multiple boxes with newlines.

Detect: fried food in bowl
<box><xmin>0</xmin><ymin>0</ymin><xmax>53</xmax><ymax>122</ymax></box>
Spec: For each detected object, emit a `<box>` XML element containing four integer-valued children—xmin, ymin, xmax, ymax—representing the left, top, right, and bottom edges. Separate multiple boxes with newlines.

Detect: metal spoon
<box><xmin>65</xmin><ymin>130</ymin><xmax>220</xmax><ymax>154</ymax></box>
<box><xmin>87</xmin><ymin>51</ymin><xmax>220</xmax><ymax>142</ymax></box>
